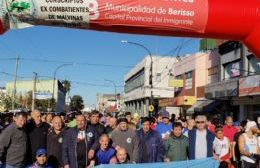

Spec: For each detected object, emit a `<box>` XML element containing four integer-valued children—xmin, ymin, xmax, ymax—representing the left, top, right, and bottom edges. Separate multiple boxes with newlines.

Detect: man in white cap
<box><xmin>238</xmin><ymin>121</ymin><xmax>260</xmax><ymax>168</ymax></box>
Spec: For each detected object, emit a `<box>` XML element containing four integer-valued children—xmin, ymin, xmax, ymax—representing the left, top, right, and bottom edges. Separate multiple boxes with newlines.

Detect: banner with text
<box><xmin>1</xmin><ymin>0</ymin><xmax>208</xmax><ymax>32</ymax></box>
<box><xmin>95</xmin><ymin>158</ymin><xmax>219</xmax><ymax>168</ymax></box>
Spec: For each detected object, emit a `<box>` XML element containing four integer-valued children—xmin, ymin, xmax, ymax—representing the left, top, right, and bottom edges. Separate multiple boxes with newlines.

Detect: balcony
<box><xmin>205</xmin><ymin>78</ymin><xmax>239</xmax><ymax>99</ymax></box>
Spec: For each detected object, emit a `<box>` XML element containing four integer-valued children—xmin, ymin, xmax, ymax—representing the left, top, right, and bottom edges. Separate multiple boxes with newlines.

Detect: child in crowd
<box><xmin>88</xmin><ymin>134</ymin><xmax>117</xmax><ymax>167</ymax></box>
<box><xmin>27</xmin><ymin>148</ymin><xmax>52</xmax><ymax>168</ymax></box>
<box><xmin>116</xmin><ymin>148</ymin><xmax>130</xmax><ymax>164</ymax></box>
<box><xmin>213</xmin><ymin>126</ymin><xmax>232</xmax><ymax>167</ymax></box>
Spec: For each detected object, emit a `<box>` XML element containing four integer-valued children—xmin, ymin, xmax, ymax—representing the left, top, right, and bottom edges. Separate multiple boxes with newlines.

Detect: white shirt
<box><xmin>241</xmin><ymin>133</ymin><xmax>258</xmax><ymax>163</ymax></box>
<box><xmin>195</xmin><ymin>130</ymin><xmax>207</xmax><ymax>159</ymax></box>
<box><xmin>213</xmin><ymin>136</ymin><xmax>230</xmax><ymax>159</ymax></box>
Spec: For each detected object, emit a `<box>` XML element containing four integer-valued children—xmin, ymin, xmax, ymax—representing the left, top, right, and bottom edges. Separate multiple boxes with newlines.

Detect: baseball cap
<box><xmin>161</xmin><ymin>110</ymin><xmax>170</xmax><ymax>118</ymax></box>
<box><xmin>36</xmin><ymin>148</ymin><xmax>47</xmax><ymax>157</ymax></box>
<box><xmin>245</xmin><ymin>121</ymin><xmax>257</xmax><ymax>132</ymax></box>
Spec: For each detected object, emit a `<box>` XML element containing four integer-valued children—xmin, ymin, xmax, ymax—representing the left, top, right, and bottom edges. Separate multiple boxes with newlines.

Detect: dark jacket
<box><xmin>26</xmin><ymin>121</ymin><xmax>50</xmax><ymax>163</ymax></box>
<box><xmin>88</xmin><ymin>123</ymin><xmax>106</xmax><ymax>137</ymax></box>
<box><xmin>188</xmin><ymin>129</ymin><xmax>215</xmax><ymax>160</ymax></box>
<box><xmin>0</xmin><ymin>123</ymin><xmax>27</xmax><ymax>167</ymax></box>
<box><xmin>62</xmin><ymin>126</ymin><xmax>99</xmax><ymax>168</ymax></box>
<box><xmin>47</xmin><ymin>128</ymin><xmax>65</xmax><ymax>168</ymax></box>
<box><xmin>136</xmin><ymin>129</ymin><xmax>165</xmax><ymax>163</ymax></box>
<box><xmin>165</xmin><ymin>134</ymin><xmax>189</xmax><ymax>161</ymax></box>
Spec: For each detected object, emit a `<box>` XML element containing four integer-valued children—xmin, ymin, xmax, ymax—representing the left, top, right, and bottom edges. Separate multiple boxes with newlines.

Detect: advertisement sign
<box><xmin>168</xmin><ymin>79</ymin><xmax>184</xmax><ymax>88</ymax></box>
<box><xmin>239</xmin><ymin>75</ymin><xmax>260</xmax><ymax>96</ymax></box>
<box><xmin>34</xmin><ymin>92</ymin><xmax>53</xmax><ymax>100</ymax></box>
<box><xmin>230</xmin><ymin>61</ymin><xmax>241</xmax><ymax>77</ymax></box>
<box><xmin>176</xmin><ymin>96</ymin><xmax>196</xmax><ymax>106</ymax></box>
<box><xmin>0</xmin><ymin>0</ymin><xmax>208</xmax><ymax>33</ymax></box>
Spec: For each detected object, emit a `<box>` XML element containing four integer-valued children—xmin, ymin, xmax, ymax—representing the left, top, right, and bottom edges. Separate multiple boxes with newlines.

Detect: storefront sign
<box><xmin>176</xmin><ymin>96</ymin><xmax>196</xmax><ymax>106</ymax></box>
<box><xmin>159</xmin><ymin>98</ymin><xmax>175</xmax><ymax>107</ymax></box>
<box><xmin>168</xmin><ymin>79</ymin><xmax>184</xmax><ymax>88</ymax></box>
<box><xmin>239</xmin><ymin>75</ymin><xmax>260</xmax><ymax>96</ymax></box>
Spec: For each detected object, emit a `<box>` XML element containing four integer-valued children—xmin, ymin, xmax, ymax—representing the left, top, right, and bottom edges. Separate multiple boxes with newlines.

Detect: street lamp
<box><xmin>50</xmin><ymin>63</ymin><xmax>73</xmax><ymax>111</ymax></box>
<box><xmin>104</xmin><ymin>79</ymin><xmax>117</xmax><ymax>111</ymax></box>
<box><xmin>121</xmin><ymin>40</ymin><xmax>154</xmax><ymax>114</ymax></box>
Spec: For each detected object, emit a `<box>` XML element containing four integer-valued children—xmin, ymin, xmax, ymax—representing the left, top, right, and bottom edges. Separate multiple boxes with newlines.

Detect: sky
<box><xmin>0</xmin><ymin>26</ymin><xmax>200</xmax><ymax>106</ymax></box>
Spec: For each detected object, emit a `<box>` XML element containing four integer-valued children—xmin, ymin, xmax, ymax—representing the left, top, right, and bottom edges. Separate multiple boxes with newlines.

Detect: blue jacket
<box><xmin>136</xmin><ymin>129</ymin><xmax>165</xmax><ymax>163</ymax></box>
<box><xmin>155</xmin><ymin>122</ymin><xmax>172</xmax><ymax>138</ymax></box>
<box><xmin>188</xmin><ymin>129</ymin><xmax>215</xmax><ymax>160</ymax></box>
<box><xmin>62</xmin><ymin>126</ymin><xmax>99</xmax><ymax>168</ymax></box>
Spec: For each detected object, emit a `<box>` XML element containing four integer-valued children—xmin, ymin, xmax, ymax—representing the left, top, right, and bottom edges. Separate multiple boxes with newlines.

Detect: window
<box><xmin>248</xmin><ymin>55</ymin><xmax>260</xmax><ymax>75</ymax></box>
<box><xmin>125</xmin><ymin>68</ymin><xmax>145</xmax><ymax>93</ymax></box>
<box><xmin>223</xmin><ymin>60</ymin><xmax>242</xmax><ymax>80</ymax></box>
<box><xmin>176</xmin><ymin>75</ymin><xmax>182</xmax><ymax>79</ymax></box>
<box><xmin>185</xmin><ymin>71</ymin><xmax>192</xmax><ymax>79</ymax></box>
<box><xmin>155</xmin><ymin>73</ymin><xmax>161</xmax><ymax>82</ymax></box>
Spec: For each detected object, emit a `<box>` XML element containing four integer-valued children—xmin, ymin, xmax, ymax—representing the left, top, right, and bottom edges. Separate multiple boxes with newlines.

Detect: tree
<box><xmin>0</xmin><ymin>93</ymin><xmax>13</xmax><ymax>111</ymax></box>
<box><xmin>62</xmin><ymin>80</ymin><xmax>71</xmax><ymax>94</ymax></box>
<box><xmin>70</xmin><ymin>95</ymin><xmax>84</xmax><ymax>111</ymax></box>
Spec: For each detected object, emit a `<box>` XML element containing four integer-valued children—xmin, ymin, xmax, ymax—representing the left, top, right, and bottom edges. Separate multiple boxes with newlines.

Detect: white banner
<box><xmin>5</xmin><ymin>0</ymin><xmax>90</xmax><ymax>28</ymax></box>
<box><xmin>34</xmin><ymin>92</ymin><xmax>53</xmax><ymax>100</ymax></box>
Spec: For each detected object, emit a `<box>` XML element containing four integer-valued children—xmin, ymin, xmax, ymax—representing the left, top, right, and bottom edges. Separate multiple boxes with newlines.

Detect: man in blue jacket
<box><xmin>188</xmin><ymin>115</ymin><xmax>215</xmax><ymax>160</ymax></box>
<box><xmin>62</xmin><ymin>113</ymin><xmax>99</xmax><ymax>168</ymax></box>
<box><xmin>137</xmin><ymin>117</ymin><xmax>165</xmax><ymax>163</ymax></box>
<box><xmin>156</xmin><ymin>110</ymin><xmax>173</xmax><ymax>140</ymax></box>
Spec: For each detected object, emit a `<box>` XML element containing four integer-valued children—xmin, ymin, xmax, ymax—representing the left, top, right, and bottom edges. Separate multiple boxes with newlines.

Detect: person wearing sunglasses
<box><xmin>188</xmin><ymin>115</ymin><xmax>215</xmax><ymax>160</ymax></box>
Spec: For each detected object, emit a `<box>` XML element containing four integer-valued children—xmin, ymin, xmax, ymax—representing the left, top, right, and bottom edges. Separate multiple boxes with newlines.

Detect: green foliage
<box><xmin>0</xmin><ymin>93</ymin><xmax>12</xmax><ymax>111</ymax></box>
<box><xmin>62</xmin><ymin>80</ymin><xmax>71</xmax><ymax>94</ymax></box>
<box><xmin>70</xmin><ymin>95</ymin><xmax>84</xmax><ymax>111</ymax></box>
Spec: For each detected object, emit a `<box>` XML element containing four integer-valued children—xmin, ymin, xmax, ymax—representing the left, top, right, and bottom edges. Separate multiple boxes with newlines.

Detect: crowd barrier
<box><xmin>95</xmin><ymin>158</ymin><xmax>220</xmax><ymax>168</ymax></box>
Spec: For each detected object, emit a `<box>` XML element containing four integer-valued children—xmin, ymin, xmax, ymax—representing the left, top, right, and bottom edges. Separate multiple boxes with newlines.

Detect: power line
<box><xmin>0</xmin><ymin>71</ymin><xmax>31</xmax><ymax>79</ymax></box>
<box><xmin>0</xmin><ymin>58</ymin><xmax>17</xmax><ymax>61</ymax></box>
<box><xmin>71</xmin><ymin>81</ymin><xmax>124</xmax><ymax>88</ymax></box>
<box><xmin>19</xmin><ymin>58</ymin><xmax>134</xmax><ymax>68</ymax></box>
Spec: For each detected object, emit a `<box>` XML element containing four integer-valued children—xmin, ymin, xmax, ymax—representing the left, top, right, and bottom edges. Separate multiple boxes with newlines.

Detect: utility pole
<box><xmin>32</xmin><ymin>72</ymin><xmax>37</xmax><ymax>111</ymax></box>
<box><xmin>12</xmin><ymin>56</ymin><xmax>19</xmax><ymax>110</ymax></box>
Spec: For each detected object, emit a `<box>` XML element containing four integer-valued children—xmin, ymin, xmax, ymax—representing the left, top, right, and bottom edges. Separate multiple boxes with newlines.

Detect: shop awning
<box><xmin>187</xmin><ymin>100</ymin><xmax>221</xmax><ymax>114</ymax></box>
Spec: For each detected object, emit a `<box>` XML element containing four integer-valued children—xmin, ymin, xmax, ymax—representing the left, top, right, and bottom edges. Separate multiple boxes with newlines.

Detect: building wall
<box><xmin>205</xmin><ymin>41</ymin><xmax>260</xmax><ymax>121</ymax></box>
<box><xmin>124</xmin><ymin>56</ymin><xmax>177</xmax><ymax>102</ymax></box>
<box><xmin>97</xmin><ymin>94</ymin><xmax>116</xmax><ymax>112</ymax></box>
<box><xmin>173</xmin><ymin>53</ymin><xmax>210</xmax><ymax>99</ymax></box>
<box><xmin>124</xmin><ymin>56</ymin><xmax>177</xmax><ymax>116</ymax></box>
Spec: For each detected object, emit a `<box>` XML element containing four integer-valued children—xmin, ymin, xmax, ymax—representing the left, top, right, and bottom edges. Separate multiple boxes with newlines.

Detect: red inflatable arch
<box><xmin>0</xmin><ymin>0</ymin><xmax>259</xmax><ymax>57</ymax></box>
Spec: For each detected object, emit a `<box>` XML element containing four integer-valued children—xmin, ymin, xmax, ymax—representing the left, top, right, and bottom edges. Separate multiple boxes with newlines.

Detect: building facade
<box><xmin>6</xmin><ymin>79</ymin><xmax>65</xmax><ymax>112</ymax></box>
<box><xmin>205</xmin><ymin>41</ymin><xmax>260</xmax><ymax>121</ymax></box>
<box><xmin>124</xmin><ymin>56</ymin><xmax>177</xmax><ymax>116</ymax></box>
<box><xmin>97</xmin><ymin>93</ymin><xmax>123</xmax><ymax>113</ymax></box>
<box><xmin>169</xmin><ymin>52</ymin><xmax>220</xmax><ymax>117</ymax></box>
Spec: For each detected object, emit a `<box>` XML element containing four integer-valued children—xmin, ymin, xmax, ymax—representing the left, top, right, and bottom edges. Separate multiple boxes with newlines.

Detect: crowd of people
<box><xmin>0</xmin><ymin>109</ymin><xmax>259</xmax><ymax>168</ymax></box>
